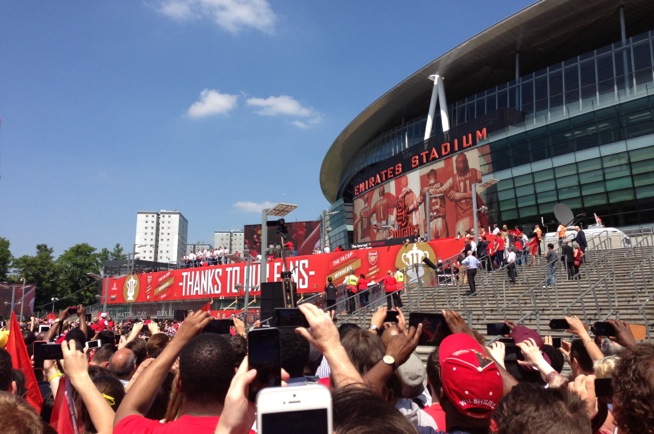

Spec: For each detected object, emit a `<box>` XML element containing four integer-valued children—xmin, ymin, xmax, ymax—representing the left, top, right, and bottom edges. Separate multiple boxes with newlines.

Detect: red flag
<box><xmin>6</xmin><ymin>312</ymin><xmax>43</xmax><ymax>413</ymax></box>
<box><xmin>50</xmin><ymin>376</ymin><xmax>78</xmax><ymax>434</ymax></box>
<box><xmin>200</xmin><ymin>301</ymin><xmax>212</xmax><ymax>312</ymax></box>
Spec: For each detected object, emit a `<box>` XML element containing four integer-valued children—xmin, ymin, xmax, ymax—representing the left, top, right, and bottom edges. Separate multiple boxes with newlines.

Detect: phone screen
<box><xmin>594</xmin><ymin>378</ymin><xmax>613</xmax><ymax>397</ymax></box>
<box><xmin>274</xmin><ymin>308</ymin><xmax>309</xmax><ymax>328</ymax></box>
<box><xmin>203</xmin><ymin>319</ymin><xmax>234</xmax><ymax>334</ymax></box>
<box><xmin>261</xmin><ymin>408</ymin><xmax>329</xmax><ymax>434</ymax></box>
<box><xmin>384</xmin><ymin>311</ymin><xmax>399</xmax><ymax>323</ymax></box>
<box><xmin>248</xmin><ymin>328</ymin><xmax>281</xmax><ymax>401</ymax></box>
<box><xmin>85</xmin><ymin>340</ymin><xmax>101</xmax><ymax>349</ymax></box>
<box><xmin>551</xmin><ymin>337</ymin><xmax>562</xmax><ymax>348</ymax></box>
<box><xmin>486</xmin><ymin>323</ymin><xmax>510</xmax><ymax>335</ymax></box>
<box><xmin>35</xmin><ymin>343</ymin><xmax>64</xmax><ymax>360</ymax></box>
<box><xmin>592</xmin><ymin>322</ymin><xmax>616</xmax><ymax>337</ymax></box>
<box><xmin>408</xmin><ymin>312</ymin><xmax>450</xmax><ymax>346</ymax></box>
<box><xmin>549</xmin><ymin>319</ymin><xmax>569</xmax><ymax>330</ymax></box>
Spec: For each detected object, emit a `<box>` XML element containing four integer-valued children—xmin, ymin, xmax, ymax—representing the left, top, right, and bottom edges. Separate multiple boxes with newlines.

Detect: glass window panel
<box><xmin>516</xmin><ymin>184</ymin><xmax>535</xmax><ymax>197</ymax></box>
<box><xmin>596</xmin><ymin>53</ymin><xmax>614</xmax><ymax>83</ymax></box>
<box><xmin>634</xmin><ymin>172</ymin><xmax>654</xmax><ymax>187</ymax></box>
<box><xmin>581</xmin><ymin>169</ymin><xmax>604</xmax><ymax>183</ymax></box>
<box><xmin>519</xmin><ymin>205</ymin><xmax>538</xmax><ymax>218</ymax></box>
<box><xmin>497</xmin><ymin>89</ymin><xmax>508</xmax><ymax>109</ymax></box>
<box><xmin>498</xmin><ymin>189</ymin><xmax>515</xmax><ymax>201</ymax></box>
<box><xmin>518</xmin><ymin>196</ymin><xmax>536</xmax><ymax>207</ymax></box>
<box><xmin>514</xmin><ymin>174</ymin><xmax>533</xmax><ymax>187</ymax></box>
<box><xmin>604</xmin><ymin>164</ymin><xmax>631</xmax><ymax>180</ymax></box>
<box><xmin>558</xmin><ymin>186</ymin><xmax>581</xmax><ymax>200</ymax></box>
<box><xmin>487</xmin><ymin>92</ymin><xmax>497</xmax><ymax>112</ymax></box>
<box><xmin>563</xmin><ymin>197</ymin><xmax>583</xmax><ymax>209</ymax></box>
<box><xmin>557</xmin><ymin>174</ymin><xmax>579</xmax><ymax>189</ymax></box>
<box><xmin>550</xmin><ymin>71</ymin><xmax>563</xmax><ymax>96</ymax></box>
<box><xmin>629</xmin><ymin>146</ymin><xmax>654</xmax><ymax>162</ymax></box>
<box><xmin>534</xmin><ymin>169</ymin><xmax>554</xmax><ymax>182</ymax></box>
<box><xmin>602</xmin><ymin>153</ymin><xmax>629</xmax><ymax>167</ymax></box>
<box><xmin>538</xmin><ymin>190</ymin><xmax>558</xmax><ymax>202</ymax></box>
<box><xmin>583</xmin><ymin>193</ymin><xmax>608</xmax><ymax>207</ymax></box>
<box><xmin>581</xmin><ymin>182</ymin><xmax>605</xmax><ymax>195</ymax></box>
<box><xmin>536</xmin><ymin>180</ymin><xmax>556</xmax><ymax>193</ymax></box>
<box><xmin>608</xmin><ymin>188</ymin><xmax>635</xmax><ymax>202</ymax></box>
<box><xmin>538</xmin><ymin>201</ymin><xmax>558</xmax><ymax>215</ymax></box>
<box><xmin>606</xmin><ymin>177</ymin><xmax>633</xmax><ymax>190</ymax></box>
<box><xmin>531</xmin><ymin>157</ymin><xmax>552</xmax><ymax>171</ymax></box>
<box><xmin>632</xmin><ymin>160</ymin><xmax>654</xmax><ymax>175</ymax></box>
<box><xmin>555</xmin><ymin>163</ymin><xmax>577</xmax><ymax>177</ymax></box>
<box><xmin>501</xmin><ymin>209</ymin><xmax>519</xmax><ymax>221</ymax></box>
<box><xmin>500</xmin><ymin>198</ymin><xmax>517</xmax><ymax>210</ymax></box>
<box><xmin>636</xmin><ymin>185</ymin><xmax>654</xmax><ymax>199</ymax></box>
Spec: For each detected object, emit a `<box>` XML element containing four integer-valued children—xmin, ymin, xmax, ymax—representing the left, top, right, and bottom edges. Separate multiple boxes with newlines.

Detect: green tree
<box><xmin>0</xmin><ymin>237</ymin><xmax>12</xmax><ymax>281</ymax></box>
<box><xmin>56</xmin><ymin>243</ymin><xmax>103</xmax><ymax>307</ymax></box>
<box><xmin>98</xmin><ymin>243</ymin><xmax>126</xmax><ymax>265</ymax></box>
<box><xmin>12</xmin><ymin>244</ymin><xmax>58</xmax><ymax>309</ymax></box>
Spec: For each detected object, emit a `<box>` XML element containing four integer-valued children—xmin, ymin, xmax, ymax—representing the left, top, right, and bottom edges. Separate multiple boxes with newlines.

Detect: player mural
<box><xmin>353</xmin><ymin>145</ymin><xmax>493</xmax><ymax>243</ymax></box>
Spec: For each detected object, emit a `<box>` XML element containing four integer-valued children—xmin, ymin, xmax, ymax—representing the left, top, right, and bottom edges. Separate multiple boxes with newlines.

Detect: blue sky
<box><xmin>0</xmin><ymin>0</ymin><xmax>535</xmax><ymax>259</ymax></box>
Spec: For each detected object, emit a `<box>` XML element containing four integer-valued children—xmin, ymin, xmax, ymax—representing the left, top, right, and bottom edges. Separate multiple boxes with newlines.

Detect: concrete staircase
<box><xmin>337</xmin><ymin>243</ymin><xmax>654</xmax><ymax>345</ymax></box>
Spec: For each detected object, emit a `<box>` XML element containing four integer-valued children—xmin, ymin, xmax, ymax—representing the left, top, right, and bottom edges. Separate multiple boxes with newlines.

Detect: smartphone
<box><xmin>498</xmin><ymin>338</ymin><xmax>522</xmax><ymax>358</ymax></box>
<box><xmin>592</xmin><ymin>322</ymin><xmax>616</xmax><ymax>337</ymax></box>
<box><xmin>486</xmin><ymin>323</ymin><xmax>510</xmax><ymax>335</ymax></box>
<box><xmin>38</xmin><ymin>324</ymin><xmax>51</xmax><ymax>333</ymax></box>
<box><xmin>248</xmin><ymin>327</ymin><xmax>281</xmax><ymax>401</ymax></box>
<box><xmin>85</xmin><ymin>313</ymin><xmax>92</xmax><ymax>322</ymax></box>
<box><xmin>551</xmin><ymin>337</ymin><xmax>562</xmax><ymax>348</ymax></box>
<box><xmin>32</xmin><ymin>341</ymin><xmax>47</xmax><ymax>368</ymax></box>
<box><xmin>68</xmin><ymin>306</ymin><xmax>78</xmax><ymax>315</ymax></box>
<box><xmin>274</xmin><ymin>308</ymin><xmax>309</xmax><ymax>328</ymax></box>
<box><xmin>594</xmin><ymin>378</ymin><xmax>613</xmax><ymax>398</ymax></box>
<box><xmin>34</xmin><ymin>343</ymin><xmax>64</xmax><ymax>360</ymax></box>
<box><xmin>549</xmin><ymin>319</ymin><xmax>569</xmax><ymax>330</ymax></box>
<box><xmin>257</xmin><ymin>384</ymin><xmax>332</xmax><ymax>434</ymax></box>
<box><xmin>203</xmin><ymin>319</ymin><xmax>234</xmax><ymax>334</ymax></box>
<box><xmin>384</xmin><ymin>311</ymin><xmax>399</xmax><ymax>323</ymax></box>
<box><xmin>408</xmin><ymin>312</ymin><xmax>450</xmax><ymax>346</ymax></box>
<box><xmin>114</xmin><ymin>334</ymin><xmax>122</xmax><ymax>345</ymax></box>
<box><xmin>85</xmin><ymin>340</ymin><xmax>101</xmax><ymax>349</ymax></box>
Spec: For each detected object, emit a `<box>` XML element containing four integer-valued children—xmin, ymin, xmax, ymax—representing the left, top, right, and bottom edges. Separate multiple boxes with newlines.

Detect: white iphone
<box><xmin>256</xmin><ymin>384</ymin><xmax>332</xmax><ymax>434</ymax></box>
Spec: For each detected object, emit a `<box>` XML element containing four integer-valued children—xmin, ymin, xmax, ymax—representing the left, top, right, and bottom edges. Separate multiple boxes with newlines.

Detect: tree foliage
<box><xmin>0</xmin><ymin>237</ymin><xmax>12</xmax><ymax>281</ymax></box>
<box><xmin>11</xmin><ymin>244</ymin><xmax>58</xmax><ymax>308</ymax></box>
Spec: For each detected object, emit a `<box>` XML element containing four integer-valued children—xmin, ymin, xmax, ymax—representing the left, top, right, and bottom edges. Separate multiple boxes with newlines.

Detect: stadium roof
<box><xmin>320</xmin><ymin>0</ymin><xmax>654</xmax><ymax>202</ymax></box>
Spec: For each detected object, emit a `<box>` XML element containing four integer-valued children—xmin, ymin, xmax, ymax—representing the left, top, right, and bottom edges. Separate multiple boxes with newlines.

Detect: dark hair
<box><xmin>146</xmin><ymin>333</ymin><xmax>170</xmax><ymax>357</ymax></box>
<box><xmin>125</xmin><ymin>338</ymin><xmax>147</xmax><ymax>366</ymax></box>
<box><xmin>542</xmin><ymin>344</ymin><xmax>565</xmax><ymax>373</ymax></box>
<box><xmin>97</xmin><ymin>330</ymin><xmax>116</xmax><ymax>348</ymax></box>
<box><xmin>22</xmin><ymin>331</ymin><xmax>36</xmax><ymax>356</ymax></box>
<box><xmin>338</xmin><ymin>323</ymin><xmax>361</xmax><ymax>341</ymax></box>
<box><xmin>229</xmin><ymin>334</ymin><xmax>247</xmax><ymax>367</ymax></box>
<box><xmin>493</xmin><ymin>382</ymin><xmax>591</xmax><ymax>434</ymax></box>
<box><xmin>91</xmin><ymin>345</ymin><xmax>115</xmax><ymax>365</ymax></box>
<box><xmin>548</xmin><ymin>243</ymin><xmax>554</xmax><ymax>249</ymax></box>
<box><xmin>0</xmin><ymin>349</ymin><xmax>13</xmax><ymax>391</ymax></box>
<box><xmin>332</xmin><ymin>386</ymin><xmax>417</xmax><ymax>434</ymax></box>
<box><xmin>65</xmin><ymin>328</ymin><xmax>87</xmax><ymax>349</ymax></box>
<box><xmin>279</xmin><ymin>328</ymin><xmax>310</xmax><ymax>378</ymax></box>
<box><xmin>74</xmin><ymin>375</ymin><xmax>125</xmax><ymax>434</ymax></box>
<box><xmin>179</xmin><ymin>334</ymin><xmax>235</xmax><ymax>405</ymax></box>
<box><xmin>570</xmin><ymin>339</ymin><xmax>594</xmax><ymax>373</ymax></box>
<box><xmin>612</xmin><ymin>343</ymin><xmax>654</xmax><ymax>434</ymax></box>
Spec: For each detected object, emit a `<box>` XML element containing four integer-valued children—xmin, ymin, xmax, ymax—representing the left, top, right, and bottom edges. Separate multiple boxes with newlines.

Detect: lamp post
<box><xmin>19</xmin><ymin>277</ymin><xmax>26</xmax><ymax>322</ymax></box>
<box><xmin>86</xmin><ymin>272</ymin><xmax>107</xmax><ymax>314</ymax></box>
<box><xmin>472</xmin><ymin>178</ymin><xmax>498</xmax><ymax>238</ymax></box>
<box><xmin>259</xmin><ymin>203</ymin><xmax>298</xmax><ymax>286</ymax></box>
<box><xmin>50</xmin><ymin>297</ymin><xmax>59</xmax><ymax>314</ymax></box>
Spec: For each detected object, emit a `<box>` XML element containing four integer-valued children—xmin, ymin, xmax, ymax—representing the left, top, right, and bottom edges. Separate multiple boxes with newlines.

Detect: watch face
<box><xmin>383</xmin><ymin>355</ymin><xmax>395</xmax><ymax>365</ymax></box>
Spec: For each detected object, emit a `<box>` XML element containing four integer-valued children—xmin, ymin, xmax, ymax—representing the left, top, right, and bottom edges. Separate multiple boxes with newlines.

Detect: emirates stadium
<box><xmin>320</xmin><ymin>0</ymin><xmax>654</xmax><ymax>247</ymax></box>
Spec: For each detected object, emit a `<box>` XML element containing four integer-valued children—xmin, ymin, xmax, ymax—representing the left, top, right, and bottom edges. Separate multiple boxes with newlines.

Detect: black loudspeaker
<box><xmin>260</xmin><ymin>282</ymin><xmax>285</xmax><ymax>324</ymax></box>
<box><xmin>173</xmin><ymin>309</ymin><xmax>188</xmax><ymax>321</ymax></box>
<box><xmin>423</xmin><ymin>257</ymin><xmax>438</xmax><ymax>270</ymax></box>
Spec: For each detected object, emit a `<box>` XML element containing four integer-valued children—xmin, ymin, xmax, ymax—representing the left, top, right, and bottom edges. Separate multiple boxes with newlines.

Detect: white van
<box><xmin>543</xmin><ymin>225</ymin><xmax>629</xmax><ymax>250</ymax></box>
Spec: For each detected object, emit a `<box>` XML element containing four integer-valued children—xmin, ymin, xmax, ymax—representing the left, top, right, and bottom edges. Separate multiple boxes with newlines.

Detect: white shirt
<box><xmin>507</xmin><ymin>251</ymin><xmax>516</xmax><ymax>264</ymax></box>
<box><xmin>492</xmin><ymin>227</ymin><xmax>501</xmax><ymax>235</ymax></box>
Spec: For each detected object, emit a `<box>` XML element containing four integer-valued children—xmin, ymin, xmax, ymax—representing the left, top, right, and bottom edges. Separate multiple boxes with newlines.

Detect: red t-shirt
<box><xmin>114</xmin><ymin>414</ymin><xmax>220</xmax><ymax>434</ymax></box>
<box><xmin>383</xmin><ymin>275</ymin><xmax>397</xmax><ymax>293</ymax></box>
<box><xmin>422</xmin><ymin>402</ymin><xmax>447</xmax><ymax>432</ymax></box>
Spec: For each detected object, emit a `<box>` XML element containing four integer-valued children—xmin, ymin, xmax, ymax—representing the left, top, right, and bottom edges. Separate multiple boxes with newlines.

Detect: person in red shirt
<box><xmin>383</xmin><ymin>270</ymin><xmax>401</xmax><ymax>309</ymax></box>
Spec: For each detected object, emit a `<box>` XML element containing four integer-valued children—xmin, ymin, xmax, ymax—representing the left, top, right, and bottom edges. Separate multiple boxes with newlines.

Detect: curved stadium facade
<box><xmin>321</xmin><ymin>0</ymin><xmax>654</xmax><ymax>248</ymax></box>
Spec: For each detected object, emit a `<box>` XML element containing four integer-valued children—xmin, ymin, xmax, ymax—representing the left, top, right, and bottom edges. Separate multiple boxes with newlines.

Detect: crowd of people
<box><xmin>1</xmin><ymin>300</ymin><xmax>652</xmax><ymax>433</ymax></box>
<box><xmin>181</xmin><ymin>247</ymin><xmax>239</xmax><ymax>268</ymax></box>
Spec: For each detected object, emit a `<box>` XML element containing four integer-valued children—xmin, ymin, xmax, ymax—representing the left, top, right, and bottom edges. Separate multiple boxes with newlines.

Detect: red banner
<box><xmin>106</xmin><ymin>239</ymin><xmax>465</xmax><ymax>304</ymax></box>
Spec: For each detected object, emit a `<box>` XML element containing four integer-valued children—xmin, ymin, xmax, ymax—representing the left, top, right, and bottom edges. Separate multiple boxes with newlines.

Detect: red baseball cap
<box><xmin>438</xmin><ymin>333</ymin><xmax>503</xmax><ymax>419</ymax></box>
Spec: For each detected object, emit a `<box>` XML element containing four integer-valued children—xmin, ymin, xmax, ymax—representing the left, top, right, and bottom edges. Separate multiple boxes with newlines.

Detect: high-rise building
<box><xmin>214</xmin><ymin>230</ymin><xmax>245</xmax><ymax>255</ymax></box>
<box><xmin>135</xmin><ymin>210</ymin><xmax>188</xmax><ymax>266</ymax></box>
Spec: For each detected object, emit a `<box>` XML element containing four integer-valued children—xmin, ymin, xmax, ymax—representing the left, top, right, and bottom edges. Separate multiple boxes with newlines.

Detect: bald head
<box><xmin>108</xmin><ymin>348</ymin><xmax>137</xmax><ymax>380</ymax></box>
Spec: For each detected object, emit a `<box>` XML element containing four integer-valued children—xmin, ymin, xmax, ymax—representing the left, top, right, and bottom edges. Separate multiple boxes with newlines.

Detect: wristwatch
<box><xmin>369</xmin><ymin>324</ymin><xmax>379</xmax><ymax>331</ymax></box>
<box><xmin>382</xmin><ymin>354</ymin><xmax>396</xmax><ymax>369</ymax></box>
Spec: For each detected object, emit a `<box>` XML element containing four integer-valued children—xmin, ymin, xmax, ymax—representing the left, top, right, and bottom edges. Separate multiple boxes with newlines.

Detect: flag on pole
<box><xmin>200</xmin><ymin>301</ymin><xmax>212</xmax><ymax>312</ymax></box>
<box><xmin>50</xmin><ymin>376</ymin><xmax>78</xmax><ymax>434</ymax></box>
<box><xmin>5</xmin><ymin>312</ymin><xmax>43</xmax><ymax>413</ymax></box>
<box><xmin>594</xmin><ymin>213</ymin><xmax>603</xmax><ymax>226</ymax></box>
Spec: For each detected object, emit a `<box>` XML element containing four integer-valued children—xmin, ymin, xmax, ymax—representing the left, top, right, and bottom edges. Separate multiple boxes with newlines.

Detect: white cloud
<box><xmin>246</xmin><ymin>95</ymin><xmax>312</xmax><ymax>117</ymax></box>
<box><xmin>187</xmin><ymin>89</ymin><xmax>239</xmax><ymax>118</ymax></box>
<box><xmin>233</xmin><ymin>201</ymin><xmax>276</xmax><ymax>213</ymax></box>
<box><xmin>156</xmin><ymin>0</ymin><xmax>277</xmax><ymax>34</ymax></box>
